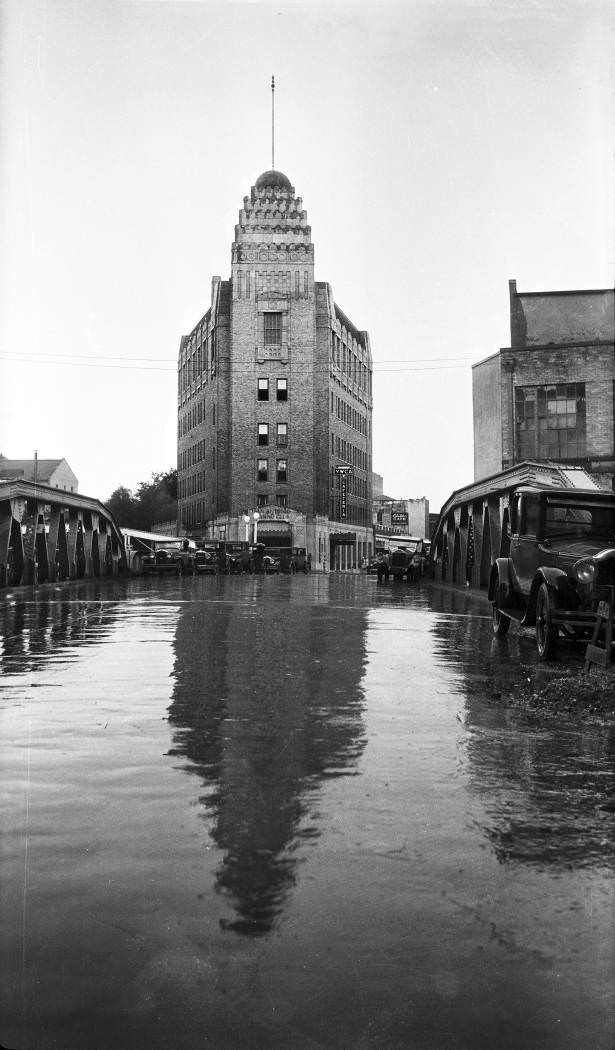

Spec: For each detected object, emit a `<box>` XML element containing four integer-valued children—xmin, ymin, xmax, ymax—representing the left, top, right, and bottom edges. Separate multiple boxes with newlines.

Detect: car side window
<box><xmin>510</xmin><ymin>494</ymin><xmax>522</xmax><ymax>534</ymax></box>
<box><xmin>521</xmin><ymin>495</ymin><xmax>540</xmax><ymax>537</ymax></box>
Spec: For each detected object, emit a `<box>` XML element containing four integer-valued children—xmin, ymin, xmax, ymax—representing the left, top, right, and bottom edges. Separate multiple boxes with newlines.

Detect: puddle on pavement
<box><xmin>1</xmin><ymin>575</ymin><xmax>613</xmax><ymax>1050</ymax></box>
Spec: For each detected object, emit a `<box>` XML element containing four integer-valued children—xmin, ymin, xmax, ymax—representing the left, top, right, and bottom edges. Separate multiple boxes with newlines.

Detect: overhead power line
<box><xmin>1</xmin><ymin>353</ymin><xmax>472</xmax><ymax>373</ymax></box>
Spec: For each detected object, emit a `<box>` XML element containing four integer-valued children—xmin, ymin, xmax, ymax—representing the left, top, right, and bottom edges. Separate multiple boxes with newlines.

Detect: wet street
<box><xmin>1</xmin><ymin>573</ymin><xmax>614</xmax><ymax>1050</ymax></box>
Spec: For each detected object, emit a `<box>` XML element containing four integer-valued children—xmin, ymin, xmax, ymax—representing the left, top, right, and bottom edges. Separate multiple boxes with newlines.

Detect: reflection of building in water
<box><xmin>0</xmin><ymin>591</ymin><xmax>117</xmax><ymax>678</ymax></box>
<box><xmin>167</xmin><ymin>580</ymin><xmax>367</xmax><ymax>935</ymax></box>
<box><xmin>428</xmin><ymin>586</ymin><xmax>615</xmax><ymax>872</ymax></box>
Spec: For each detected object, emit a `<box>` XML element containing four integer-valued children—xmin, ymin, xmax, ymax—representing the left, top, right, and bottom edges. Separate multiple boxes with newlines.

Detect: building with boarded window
<box><xmin>176</xmin><ymin>169</ymin><xmax>374</xmax><ymax>570</ymax></box>
<box><xmin>472</xmin><ymin>280</ymin><xmax>615</xmax><ymax>489</ymax></box>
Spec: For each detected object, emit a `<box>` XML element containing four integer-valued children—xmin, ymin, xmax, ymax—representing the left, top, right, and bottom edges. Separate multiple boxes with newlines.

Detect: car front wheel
<box><xmin>492</xmin><ymin>574</ymin><xmax>511</xmax><ymax>637</ymax></box>
<box><xmin>535</xmin><ymin>582</ymin><xmax>557</xmax><ymax>660</ymax></box>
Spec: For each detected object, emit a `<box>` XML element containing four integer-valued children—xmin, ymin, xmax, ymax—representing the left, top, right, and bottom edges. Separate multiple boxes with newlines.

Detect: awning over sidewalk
<box><xmin>330</xmin><ymin>532</ymin><xmax>356</xmax><ymax>545</ymax></box>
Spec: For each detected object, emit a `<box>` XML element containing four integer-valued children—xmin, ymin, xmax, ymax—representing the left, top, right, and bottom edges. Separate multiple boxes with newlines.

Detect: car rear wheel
<box><xmin>536</xmin><ymin>582</ymin><xmax>557</xmax><ymax>660</ymax></box>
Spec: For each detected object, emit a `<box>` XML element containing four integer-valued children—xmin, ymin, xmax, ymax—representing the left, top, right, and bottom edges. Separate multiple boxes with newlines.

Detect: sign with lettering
<box><xmin>250</xmin><ymin>506</ymin><xmax>303</xmax><ymax>522</ymax></box>
<box><xmin>335</xmin><ymin>466</ymin><xmax>354</xmax><ymax>521</ymax></box>
<box><xmin>391</xmin><ymin>510</ymin><xmax>408</xmax><ymax>527</ymax></box>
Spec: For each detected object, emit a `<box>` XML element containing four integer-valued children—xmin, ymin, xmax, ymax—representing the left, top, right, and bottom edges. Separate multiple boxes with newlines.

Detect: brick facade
<box><xmin>473</xmin><ymin>280</ymin><xmax>615</xmax><ymax>489</ymax></box>
<box><xmin>176</xmin><ymin>170</ymin><xmax>374</xmax><ymax>569</ymax></box>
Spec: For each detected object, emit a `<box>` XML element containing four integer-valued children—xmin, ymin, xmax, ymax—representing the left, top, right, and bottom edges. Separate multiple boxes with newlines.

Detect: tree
<box><xmin>105</xmin><ymin>486</ymin><xmax>139</xmax><ymax>528</ymax></box>
<box><xmin>105</xmin><ymin>469</ymin><xmax>178</xmax><ymax>531</ymax></box>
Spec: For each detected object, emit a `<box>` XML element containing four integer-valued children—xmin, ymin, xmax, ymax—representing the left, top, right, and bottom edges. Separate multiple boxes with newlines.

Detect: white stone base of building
<box><xmin>201</xmin><ymin>509</ymin><xmax>373</xmax><ymax>572</ymax></box>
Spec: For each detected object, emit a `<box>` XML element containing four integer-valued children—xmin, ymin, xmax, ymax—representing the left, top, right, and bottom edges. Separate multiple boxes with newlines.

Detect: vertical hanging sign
<box><xmin>335</xmin><ymin>466</ymin><xmax>354</xmax><ymax>521</ymax></box>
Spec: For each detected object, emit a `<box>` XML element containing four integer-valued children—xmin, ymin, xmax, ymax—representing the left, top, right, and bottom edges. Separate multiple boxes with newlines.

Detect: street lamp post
<box><xmin>253</xmin><ymin>512</ymin><xmax>260</xmax><ymax>545</ymax></box>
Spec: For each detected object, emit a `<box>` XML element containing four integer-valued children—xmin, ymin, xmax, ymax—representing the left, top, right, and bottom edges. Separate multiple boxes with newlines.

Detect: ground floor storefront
<box><xmin>198</xmin><ymin>510</ymin><xmax>373</xmax><ymax>572</ymax></box>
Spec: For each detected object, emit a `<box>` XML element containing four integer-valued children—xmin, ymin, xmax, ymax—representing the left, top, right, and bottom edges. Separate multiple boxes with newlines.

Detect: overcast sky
<box><xmin>1</xmin><ymin>0</ymin><xmax>613</xmax><ymax>513</ymax></box>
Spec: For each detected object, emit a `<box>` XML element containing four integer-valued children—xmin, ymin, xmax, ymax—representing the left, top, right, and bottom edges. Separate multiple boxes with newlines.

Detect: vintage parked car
<box><xmin>263</xmin><ymin>553</ymin><xmax>280</xmax><ymax>574</ymax></box>
<box><xmin>142</xmin><ymin>540</ymin><xmax>196</xmax><ymax>576</ymax></box>
<box><xmin>489</xmin><ymin>486</ymin><xmax>615</xmax><ymax>660</ymax></box>
<box><xmin>194</xmin><ymin>547</ymin><xmax>219</xmax><ymax>574</ymax></box>
<box><xmin>224</xmin><ymin>542</ymin><xmax>254</xmax><ymax>574</ymax></box>
<box><xmin>389</xmin><ymin>539</ymin><xmax>427</xmax><ymax>582</ymax></box>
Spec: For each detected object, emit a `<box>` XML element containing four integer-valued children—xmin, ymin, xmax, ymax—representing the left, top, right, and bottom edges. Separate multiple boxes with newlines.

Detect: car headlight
<box><xmin>573</xmin><ymin>558</ymin><xmax>596</xmax><ymax>587</ymax></box>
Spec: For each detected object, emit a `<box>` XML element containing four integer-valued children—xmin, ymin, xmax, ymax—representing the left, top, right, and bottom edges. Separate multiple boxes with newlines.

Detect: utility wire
<box><xmin>1</xmin><ymin>351</ymin><xmax>473</xmax><ymax>365</ymax></box>
<box><xmin>1</xmin><ymin>354</ymin><xmax>470</xmax><ymax>373</ymax></box>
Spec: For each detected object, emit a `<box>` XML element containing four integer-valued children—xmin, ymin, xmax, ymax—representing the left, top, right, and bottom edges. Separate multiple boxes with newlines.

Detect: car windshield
<box><xmin>544</xmin><ymin>500</ymin><xmax>615</xmax><ymax>540</ymax></box>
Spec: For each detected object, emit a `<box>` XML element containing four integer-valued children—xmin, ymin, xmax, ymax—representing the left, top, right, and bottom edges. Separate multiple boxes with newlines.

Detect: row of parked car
<box><xmin>141</xmin><ymin>540</ymin><xmax>310</xmax><ymax>577</ymax></box>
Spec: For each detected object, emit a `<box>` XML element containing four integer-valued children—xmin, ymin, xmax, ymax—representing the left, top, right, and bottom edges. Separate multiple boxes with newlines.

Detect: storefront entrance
<box><xmin>330</xmin><ymin>531</ymin><xmax>357</xmax><ymax>571</ymax></box>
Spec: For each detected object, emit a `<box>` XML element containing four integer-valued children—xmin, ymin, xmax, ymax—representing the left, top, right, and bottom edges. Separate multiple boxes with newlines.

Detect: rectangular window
<box><xmin>257</xmin><ymin>458</ymin><xmax>268</xmax><ymax>482</ymax></box>
<box><xmin>276</xmin><ymin>422</ymin><xmax>288</xmax><ymax>446</ymax></box>
<box><xmin>257</xmin><ymin>493</ymin><xmax>268</xmax><ymax>507</ymax></box>
<box><xmin>276</xmin><ymin>494</ymin><xmax>288</xmax><ymax>508</ymax></box>
<box><xmin>258</xmin><ymin>378</ymin><xmax>269</xmax><ymax>401</ymax></box>
<box><xmin>276</xmin><ymin>378</ymin><xmax>288</xmax><ymax>401</ymax></box>
<box><xmin>264</xmin><ymin>312</ymin><xmax>282</xmax><ymax>345</ymax></box>
<box><xmin>277</xmin><ymin>458</ymin><xmax>287</xmax><ymax>483</ymax></box>
<box><xmin>258</xmin><ymin>423</ymin><xmax>269</xmax><ymax>446</ymax></box>
<box><xmin>515</xmin><ymin>383</ymin><xmax>586</xmax><ymax>461</ymax></box>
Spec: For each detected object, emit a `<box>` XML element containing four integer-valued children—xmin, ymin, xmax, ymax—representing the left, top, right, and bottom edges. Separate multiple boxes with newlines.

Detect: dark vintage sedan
<box><xmin>194</xmin><ymin>548</ymin><xmax>219</xmax><ymax>574</ymax></box>
<box><xmin>262</xmin><ymin>553</ymin><xmax>280</xmax><ymax>574</ymax></box>
<box><xmin>225</xmin><ymin>544</ymin><xmax>254</xmax><ymax>574</ymax></box>
<box><xmin>489</xmin><ymin>486</ymin><xmax>615</xmax><ymax>660</ymax></box>
<box><xmin>142</xmin><ymin>543</ymin><xmax>196</xmax><ymax>576</ymax></box>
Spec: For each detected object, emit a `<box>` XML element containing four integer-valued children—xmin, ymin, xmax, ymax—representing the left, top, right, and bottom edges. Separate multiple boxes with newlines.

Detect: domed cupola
<box><xmin>255</xmin><ymin>169</ymin><xmax>293</xmax><ymax>193</ymax></box>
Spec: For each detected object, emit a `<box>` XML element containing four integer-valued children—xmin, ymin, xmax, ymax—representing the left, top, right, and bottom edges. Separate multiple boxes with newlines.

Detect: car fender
<box><xmin>526</xmin><ymin>567</ymin><xmax>577</xmax><ymax>623</ymax></box>
<box><xmin>488</xmin><ymin>558</ymin><xmax>514</xmax><ymax>605</ymax></box>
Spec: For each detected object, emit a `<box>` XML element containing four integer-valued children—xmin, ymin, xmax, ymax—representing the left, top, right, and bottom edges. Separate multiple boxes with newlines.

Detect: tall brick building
<box><xmin>473</xmin><ymin>279</ymin><xmax>615</xmax><ymax>489</ymax></box>
<box><xmin>177</xmin><ymin>169</ymin><xmax>374</xmax><ymax>570</ymax></box>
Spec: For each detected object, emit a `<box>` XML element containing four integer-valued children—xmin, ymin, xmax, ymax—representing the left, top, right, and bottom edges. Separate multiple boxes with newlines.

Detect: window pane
<box><xmin>277</xmin><ymin>459</ymin><xmax>287</xmax><ymax>482</ymax></box>
<box><xmin>257</xmin><ymin>458</ymin><xmax>268</xmax><ymax>481</ymax></box>
<box><xmin>264</xmin><ymin>312</ymin><xmax>282</xmax><ymax>345</ymax></box>
<box><xmin>258</xmin><ymin>378</ymin><xmax>269</xmax><ymax>401</ymax></box>
<box><xmin>276</xmin><ymin>378</ymin><xmax>288</xmax><ymax>401</ymax></box>
<box><xmin>258</xmin><ymin>423</ymin><xmax>269</xmax><ymax>446</ymax></box>
<box><xmin>277</xmin><ymin>422</ymin><xmax>288</xmax><ymax>446</ymax></box>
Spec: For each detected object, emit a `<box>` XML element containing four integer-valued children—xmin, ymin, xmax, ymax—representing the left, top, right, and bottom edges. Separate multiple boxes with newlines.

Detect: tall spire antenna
<box><xmin>271</xmin><ymin>75</ymin><xmax>275</xmax><ymax>169</ymax></box>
